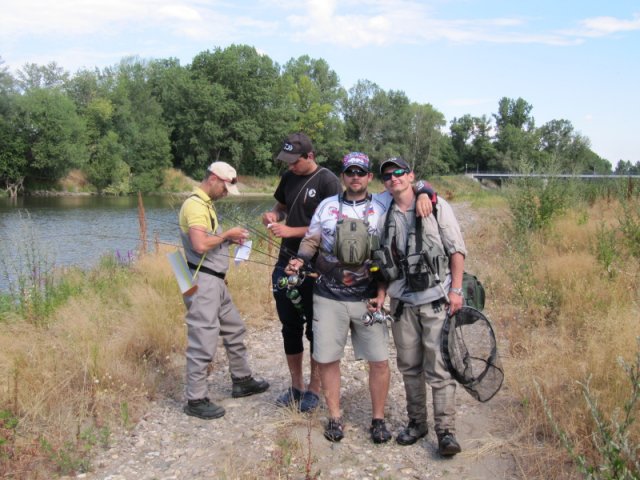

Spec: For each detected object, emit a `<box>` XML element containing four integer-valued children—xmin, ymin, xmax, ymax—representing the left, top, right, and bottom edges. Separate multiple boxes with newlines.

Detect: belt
<box><xmin>187</xmin><ymin>262</ymin><xmax>226</xmax><ymax>280</ymax></box>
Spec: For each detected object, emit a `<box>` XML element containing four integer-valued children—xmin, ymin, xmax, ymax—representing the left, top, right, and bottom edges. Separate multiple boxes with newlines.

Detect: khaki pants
<box><xmin>184</xmin><ymin>273</ymin><xmax>251</xmax><ymax>400</ymax></box>
<box><xmin>390</xmin><ymin>298</ymin><xmax>457</xmax><ymax>434</ymax></box>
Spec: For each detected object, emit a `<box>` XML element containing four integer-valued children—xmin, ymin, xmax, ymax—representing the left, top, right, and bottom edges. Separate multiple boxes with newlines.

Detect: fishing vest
<box><xmin>373</xmin><ymin>202</ymin><xmax>449</xmax><ymax>292</ymax></box>
<box><xmin>332</xmin><ymin>195</ymin><xmax>377</xmax><ymax>266</ymax></box>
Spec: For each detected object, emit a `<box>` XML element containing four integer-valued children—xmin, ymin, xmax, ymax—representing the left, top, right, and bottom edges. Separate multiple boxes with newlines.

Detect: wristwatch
<box><xmin>450</xmin><ymin>287</ymin><xmax>463</xmax><ymax>296</ymax></box>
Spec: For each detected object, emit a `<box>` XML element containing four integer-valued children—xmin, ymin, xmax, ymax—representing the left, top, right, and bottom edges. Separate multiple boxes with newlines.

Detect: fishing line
<box><xmin>156</xmin><ymin>196</ymin><xmax>310</xmax><ymax>269</ymax></box>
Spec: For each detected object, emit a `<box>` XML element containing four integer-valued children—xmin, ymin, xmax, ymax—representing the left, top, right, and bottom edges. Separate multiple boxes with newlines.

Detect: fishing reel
<box><xmin>276</xmin><ymin>272</ymin><xmax>306</xmax><ymax>290</ymax></box>
<box><xmin>362</xmin><ymin>308</ymin><xmax>394</xmax><ymax>327</ymax></box>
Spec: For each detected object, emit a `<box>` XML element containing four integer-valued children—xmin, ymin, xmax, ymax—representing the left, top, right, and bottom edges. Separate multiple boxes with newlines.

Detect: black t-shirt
<box><xmin>274</xmin><ymin>167</ymin><xmax>341</xmax><ymax>264</ymax></box>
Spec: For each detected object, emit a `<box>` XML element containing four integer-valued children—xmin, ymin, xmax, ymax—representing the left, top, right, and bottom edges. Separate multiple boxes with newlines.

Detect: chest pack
<box><xmin>333</xmin><ymin>195</ymin><xmax>377</xmax><ymax>266</ymax></box>
<box><xmin>372</xmin><ymin>202</ymin><xmax>449</xmax><ymax>291</ymax></box>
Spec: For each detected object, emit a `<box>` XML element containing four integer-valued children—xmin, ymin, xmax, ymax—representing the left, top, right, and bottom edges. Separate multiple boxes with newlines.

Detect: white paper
<box><xmin>167</xmin><ymin>251</ymin><xmax>197</xmax><ymax>296</ymax></box>
<box><xmin>234</xmin><ymin>240</ymin><xmax>252</xmax><ymax>265</ymax></box>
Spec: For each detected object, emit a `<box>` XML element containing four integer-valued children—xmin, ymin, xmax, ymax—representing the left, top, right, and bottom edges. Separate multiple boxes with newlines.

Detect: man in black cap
<box><xmin>262</xmin><ymin>133</ymin><xmax>341</xmax><ymax>412</ymax></box>
<box><xmin>373</xmin><ymin>156</ymin><xmax>466</xmax><ymax>456</ymax></box>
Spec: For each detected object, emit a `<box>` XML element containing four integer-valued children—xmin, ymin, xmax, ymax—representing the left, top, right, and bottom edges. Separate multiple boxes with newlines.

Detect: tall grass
<box><xmin>0</xmin><ymin>208</ymin><xmax>278</xmax><ymax>476</ymax></box>
<box><xmin>1</xmin><ymin>177</ymin><xmax>638</xmax><ymax>478</ymax></box>
<box><xmin>477</xmin><ymin>179</ymin><xmax>640</xmax><ymax>478</ymax></box>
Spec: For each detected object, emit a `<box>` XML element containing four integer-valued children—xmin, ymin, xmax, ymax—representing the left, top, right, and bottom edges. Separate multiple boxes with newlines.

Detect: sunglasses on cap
<box><xmin>344</xmin><ymin>169</ymin><xmax>368</xmax><ymax>178</ymax></box>
<box><xmin>381</xmin><ymin>169</ymin><xmax>409</xmax><ymax>181</ymax></box>
<box><xmin>215</xmin><ymin>175</ymin><xmax>238</xmax><ymax>185</ymax></box>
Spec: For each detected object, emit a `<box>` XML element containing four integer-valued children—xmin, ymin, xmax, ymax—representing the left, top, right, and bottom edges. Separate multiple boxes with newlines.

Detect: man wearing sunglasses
<box><xmin>373</xmin><ymin>157</ymin><xmax>466</xmax><ymax>456</ymax></box>
<box><xmin>179</xmin><ymin>161</ymin><xmax>270</xmax><ymax>420</ymax></box>
<box><xmin>286</xmin><ymin>153</ymin><xmax>434</xmax><ymax>444</ymax></box>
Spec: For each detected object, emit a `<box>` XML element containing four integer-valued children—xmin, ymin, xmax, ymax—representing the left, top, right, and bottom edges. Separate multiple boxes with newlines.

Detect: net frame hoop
<box><xmin>441</xmin><ymin>305</ymin><xmax>503</xmax><ymax>402</ymax></box>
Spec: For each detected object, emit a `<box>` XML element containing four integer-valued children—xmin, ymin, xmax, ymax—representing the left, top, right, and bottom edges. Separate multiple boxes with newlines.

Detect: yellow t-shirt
<box><xmin>179</xmin><ymin>187</ymin><xmax>219</xmax><ymax>235</ymax></box>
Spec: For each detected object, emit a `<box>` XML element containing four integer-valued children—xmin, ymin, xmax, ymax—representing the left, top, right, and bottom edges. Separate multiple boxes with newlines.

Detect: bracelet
<box><xmin>450</xmin><ymin>287</ymin><xmax>463</xmax><ymax>296</ymax></box>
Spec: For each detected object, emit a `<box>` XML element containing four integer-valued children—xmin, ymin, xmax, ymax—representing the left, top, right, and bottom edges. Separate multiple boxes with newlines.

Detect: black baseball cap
<box><xmin>277</xmin><ymin>132</ymin><xmax>313</xmax><ymax>163</ymax></box>
<box><xmin>380</xmin><ymin>157</ymin><xmax>411</xmax><ymax>174</ymax></box>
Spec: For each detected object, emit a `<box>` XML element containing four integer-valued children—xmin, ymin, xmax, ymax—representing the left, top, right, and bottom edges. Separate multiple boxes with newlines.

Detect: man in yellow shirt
<box><xmin>179</xmin><ymin>161</ymin><xmax>269</xmax><ymax>419</ymax></box>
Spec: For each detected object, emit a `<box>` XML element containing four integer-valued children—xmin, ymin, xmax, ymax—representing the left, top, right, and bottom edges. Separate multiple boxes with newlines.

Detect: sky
<box><xmin>1</xmin><ymin>0</ymin><xmax>639</xmax><ymax>167</ymax></box>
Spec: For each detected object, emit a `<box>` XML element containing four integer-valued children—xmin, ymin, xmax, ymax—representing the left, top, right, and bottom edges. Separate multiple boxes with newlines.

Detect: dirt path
<box><xmin>81</xmin><ymin>317</ymin><xmax>517</xmax><ymax>480</ymax></box>
<box><xmin>81</xmin><ymin>203</ymin><xmax>519</xmax><ymax>480</ymax></box>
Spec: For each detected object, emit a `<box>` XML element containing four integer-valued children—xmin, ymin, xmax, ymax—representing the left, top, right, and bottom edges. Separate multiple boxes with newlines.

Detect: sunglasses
<box><xmin>381</xmin><ymin>169</ymin><xmax>409</xmax><ymax>181</ymax></box>
<box><xmin>344</xmin><ymin>169</ymin><xmax>368</xmax><ymax>178</ymax></box>
<box><xmin>217</xmin><ymin>175</ymin><xmax>238</xmax><ymax>184</ymax></box>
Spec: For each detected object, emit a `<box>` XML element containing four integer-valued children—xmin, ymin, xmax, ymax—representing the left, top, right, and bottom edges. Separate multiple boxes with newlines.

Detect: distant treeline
<box><xmin>1</xmin><ymin>45</ymin><xmax>638</xmax><ymax>196</ymax></box>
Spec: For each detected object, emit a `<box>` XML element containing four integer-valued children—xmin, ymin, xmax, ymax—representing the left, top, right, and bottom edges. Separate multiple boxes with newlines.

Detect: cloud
<box><xmin>285</xmin><ymin>0</ymin><xmax>593</xmax><ymax>47</ymax></box>
<box><xmin>0</xmin><ymin>0</ymin><xmax>274</xmax><ymax>41</ymax></box>
<box><xmin>569</xmin><ymin>13</ymin><xmax>640</xmax><ymax>37</ymax></box>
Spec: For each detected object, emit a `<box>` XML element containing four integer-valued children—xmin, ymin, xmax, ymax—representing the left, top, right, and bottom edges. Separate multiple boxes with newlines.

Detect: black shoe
<box><xmin>370</xmin><ymin>418</ymin><xmax>392</xmax><ymax>444</ymax></box>
<box><xmin>231</xmin><ymin>375</ymin><xmax>270</xmax><ymax>398</ymax></box>
<box><xmin>299</xmin><ymin>390</ymin><xmax>320</xmax><ymax>412</ymax></box>
<box><xmin>396</xmin><ymin>419</ymin><xmax>428</xmax><ymax>446</ymax></box>
<box><xmin>324</xmin><ymin>417</ymin><xmax>344</xmax><ymax>442</ymax></box>
<box><xmin>275</xmin><ymin>387</ymin><xmax>302</xmax><ymax>408</ymax></box>
<box><xmin>183</xmin><ymin>398</ymin><xmax>225</xmax><ymax>420</ymax></box>
<box><xmin>437</xmin><ymin>430</ymin><xmax>461</xmax><ymax>457</ymax></box>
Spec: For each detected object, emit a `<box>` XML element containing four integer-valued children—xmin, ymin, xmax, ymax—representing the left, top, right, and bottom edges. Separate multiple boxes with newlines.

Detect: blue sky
<box><xmin>1</xmin><ymin>0</ymin><xmax>639</xmax><ymax>166</ymax></box>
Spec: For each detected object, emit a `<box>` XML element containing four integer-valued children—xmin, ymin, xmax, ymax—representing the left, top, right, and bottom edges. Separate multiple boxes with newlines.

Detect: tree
<box><xmin>407</xmin><ymin>103</ymin><xmax>448</xmax><ymax>176</ymax></box>
<box><xmin>107</xmin><ymin>58</ymin><xmax>172</xmax><ymax>192</ymax></box>
<box><xmin>493</xmin><ymin>97</ymin><xmax>538</xmax><ymax>171</ymax></box>
<box><xmin>148</xmin><ymin>59</ymin><xmax>228</xmax><ymax>177</ymax></box>
<box><xmin>342</xmin><ymin>79</ymin><xmax>385</xmax><ymax>153</ymax></box>
<box><xmin>190</xmin><ymin>45</ymin><xmax>289</xmax><ymax>174</ymax></box>
<box><xmin>449</xmin><ymin>115</ymin><xmax>497</xmax><ymax>172</ymax></box>
<box><xmin>615</xmin><ymin>160</ymin><xmax>640</xmax><ymax>175</ymax></box>
<box><xmin>16</xmin><ymin>62</ymin><xmax>69</xmax><ymax>92</ymax></box>
<box><xmin>538</xmin><ymin>119</ymin><xmax>611</xmax><ymax>173</ymax></box>
<box><xmin>281</xmin><ymin>55</ymin><xmax>347</xmax><ymax>165</ymax></box>
<box><xmin>14</xmin><ymin>88</ymin><xmax>87</xmax><ymax>185</ymax></box>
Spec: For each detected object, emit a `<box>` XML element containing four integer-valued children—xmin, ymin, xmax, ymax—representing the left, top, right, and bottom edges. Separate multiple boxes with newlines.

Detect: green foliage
<box><xmin>593</xmin><ymin>223</ymin><xmax>620</xmax><ymax>278</ymax></box>
<box><xmin>537</xmin><ymin>338</ymin><xmax>640</xmax><ymax>479</ymax></box>
<box><xmin>40</xmin><ymin>437</ymin><xmax>92</xmax><ymax>475</ymax></box>
<box><xmin>108</xmin><ymin>58</ymin><xmax>172</xmax><ymax>193</ymax></box>
<box><xmin>0</xmin><ymin>409</ymin><xmax>19</xmax><ymax>454</ymax></box>
<box><xmin>16</xmin><ymin>88</ymin><xmax>87</xmax><ymax>181</ymax></box>
<box><xmin>190</xmin><ymin>45</ymin><xmax>290</xmax><ymax>175</ymax></box>
<box><xmin>506</xmin><ymin>177</ymin><xmax>570</xmax><ymax>235</ymax></box>
<box><xmin>618</xmin><ymin>200</ymin><xmax>640</xmax><ymax>259</ymax></box>
<box><xmin>1</xmin><ymin>53</ymin><xmax>616</xmax><ymax>196</ymax></box>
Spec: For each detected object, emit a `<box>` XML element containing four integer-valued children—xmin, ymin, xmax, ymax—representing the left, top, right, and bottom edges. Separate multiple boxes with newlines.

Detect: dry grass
<box><xmin>2</xmin><ymin>185</ymin><xmax>638</xmax><ymax>478</ymax></box>
<box><xmin>0</xmin><ymin>248</ymin><xmax>189</xmax><ymax>476</ymax></box>
<box><xmin>475</xmin><ymin>197</ymin><xmax>640</xmax><ymax>479</ymax></box>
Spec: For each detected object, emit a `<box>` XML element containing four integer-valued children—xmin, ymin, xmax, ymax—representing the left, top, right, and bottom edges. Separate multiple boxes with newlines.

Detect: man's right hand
<box><xmin>223</xmin><ymin>227</ymin><xmax>249</xmax><ymax>244</ymax></box>
<box><xmin>262</xmin><ymin>211</ymin><xmax>278</xmax><ymax>227</ymax></box>
<box><xmin>285</xmin><ymin>258</ymin><xmax>304</xmax><ymax>275</ymax></box>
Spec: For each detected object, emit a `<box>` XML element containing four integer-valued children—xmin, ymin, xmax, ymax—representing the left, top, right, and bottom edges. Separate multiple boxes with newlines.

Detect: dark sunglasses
<box><xmin>381</xmin><ymin>169</ymin><xmax>409</xmax><ymax>181</ymax></box>
<box><xmin>217</xmin><ymin>176</ymin><xmax>238</xmax><ymax>184</ymax></box>
<box><xmin>344</xmin><ymin>169</ymin><xmax>368</xmax><ymax>178</ymax></box>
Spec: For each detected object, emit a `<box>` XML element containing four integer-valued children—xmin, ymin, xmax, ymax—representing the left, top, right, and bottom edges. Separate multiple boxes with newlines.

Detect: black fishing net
<box><xmin>441</xmin><ymin>306</ymin><xmax>504</xmax><ymax>402</ymax></box>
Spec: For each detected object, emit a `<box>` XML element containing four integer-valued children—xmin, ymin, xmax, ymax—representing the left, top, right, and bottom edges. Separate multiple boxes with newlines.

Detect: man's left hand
<box><xmin>415</xmin><ymin>194</ymin><xmax>433</xmax><ymax>218</ymax></box>
<box><xmin>448</xmin><ymin>291</ymin><xmax>464</xmax><ymax>315</ymax></box>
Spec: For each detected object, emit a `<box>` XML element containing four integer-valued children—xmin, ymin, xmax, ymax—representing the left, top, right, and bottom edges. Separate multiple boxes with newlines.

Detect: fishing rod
<box><xmin>142</xmin><ymin>212</ymin><xmax>287</xmax><ymax>269</ymax></box>
<box><xmin>156</xmin><ymin>195</ymin><xmax>318</xmax><ymax>273</ymax></box>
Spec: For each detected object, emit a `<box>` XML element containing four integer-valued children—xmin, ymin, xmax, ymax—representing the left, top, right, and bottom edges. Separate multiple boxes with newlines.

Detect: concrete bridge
<box><xmin>468</xmin><ymin>172</ymin><xmax>640</xmax><ymax>185</ymax></box>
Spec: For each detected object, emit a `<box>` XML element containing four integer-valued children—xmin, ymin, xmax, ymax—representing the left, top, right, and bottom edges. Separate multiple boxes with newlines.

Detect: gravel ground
<box><xmin>77</xmin><ymin>204</ymin><xmax>519</xmax><ymax>480</ymax></box>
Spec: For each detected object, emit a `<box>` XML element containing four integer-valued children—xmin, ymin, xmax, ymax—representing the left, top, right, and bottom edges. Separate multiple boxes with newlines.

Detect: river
<box><xmin>0</xmin><ymin>194</ymin><xmax>274</xmax><ymax>291</ymax></box>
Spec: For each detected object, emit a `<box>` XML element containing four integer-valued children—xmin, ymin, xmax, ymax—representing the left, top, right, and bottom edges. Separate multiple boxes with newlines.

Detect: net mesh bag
<box><xmin>441</xmin><ymin>306</ymin><xmax>504</xmax><ymax>402</ymax></box>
